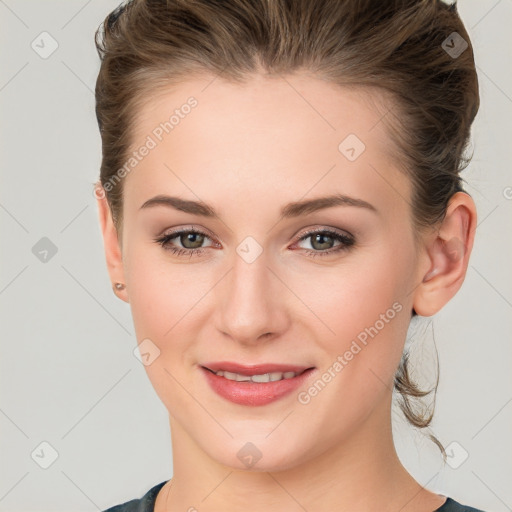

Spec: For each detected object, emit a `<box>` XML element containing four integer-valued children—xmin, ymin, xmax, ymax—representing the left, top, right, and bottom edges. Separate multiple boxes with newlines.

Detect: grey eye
<box><xmin>179</xmin><ymin>232</ymin><xmax>206</xmax><ymax>249</ymax></box>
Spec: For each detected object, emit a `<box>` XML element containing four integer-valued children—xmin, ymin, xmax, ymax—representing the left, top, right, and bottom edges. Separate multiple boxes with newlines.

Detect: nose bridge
<box><xmin>216</xmin><ymin>246</ymin><xmax>283</xmax><ymax>343</ymax></box>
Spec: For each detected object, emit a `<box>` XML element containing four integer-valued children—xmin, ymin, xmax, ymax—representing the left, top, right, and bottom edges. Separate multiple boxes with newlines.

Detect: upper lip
<box><xmin>201</xmin><ymin>361</ymin><xmax>314</xmax><ymax>376</ymax></box>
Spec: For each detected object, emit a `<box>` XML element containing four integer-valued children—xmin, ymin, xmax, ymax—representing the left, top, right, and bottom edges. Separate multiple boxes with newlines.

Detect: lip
<box><xmin>201</xmin><ymin>361</ymin><xmax>312</xmax><ymax>376</ymax></box>
<box><xmin>200</xmin><ymin>362</ymin><xmax>316</xmax><ymax>406</ymax></box>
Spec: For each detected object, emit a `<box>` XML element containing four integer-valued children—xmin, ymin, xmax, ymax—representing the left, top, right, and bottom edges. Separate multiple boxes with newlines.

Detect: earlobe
<box><xmin>95</xmin><ymin>183</ymin><xmax>129</xmax><ymax>303</ymax></box>
<box><xmin>413</xmin><ymin>192</ymin><xmax>477</xmax><ymax>317</ymax></box>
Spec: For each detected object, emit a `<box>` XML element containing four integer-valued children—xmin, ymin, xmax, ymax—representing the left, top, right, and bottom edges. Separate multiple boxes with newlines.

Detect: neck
<box><xmin>157</xmin><ymin>393</ymin><xmax>445</xmax><ymax>512</ymax></box>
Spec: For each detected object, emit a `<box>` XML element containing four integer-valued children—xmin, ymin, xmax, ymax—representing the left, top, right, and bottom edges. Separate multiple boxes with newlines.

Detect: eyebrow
<box><xmin>139</xmin><ymin>193</ymin><xmax>377</xmax><ymax>218</ymax></box>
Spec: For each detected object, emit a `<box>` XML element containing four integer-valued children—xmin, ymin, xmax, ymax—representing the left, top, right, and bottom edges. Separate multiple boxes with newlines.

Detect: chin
<box><xmin>202</xmin><ymin>433</ymin><xmax>311</xmax><ymax>473</ymax></box>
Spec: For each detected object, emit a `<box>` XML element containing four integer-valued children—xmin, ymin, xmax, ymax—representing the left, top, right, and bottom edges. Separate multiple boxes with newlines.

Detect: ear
<box><xmin>413</xmin><ymin>191</ymin><xmax>477</xmax><ymax>317</ymax></box>
<box><xmin>95</xmin><ymin>182</ymin><xmax>129</xmax><ymax>303</ymax></box>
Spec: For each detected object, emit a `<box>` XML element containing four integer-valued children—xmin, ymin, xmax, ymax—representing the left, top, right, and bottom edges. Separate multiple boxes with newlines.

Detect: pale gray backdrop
<box><xmin>0</xmin><ymin>1</ymin><xmax>511</xmax><ymax>511</ymax></box>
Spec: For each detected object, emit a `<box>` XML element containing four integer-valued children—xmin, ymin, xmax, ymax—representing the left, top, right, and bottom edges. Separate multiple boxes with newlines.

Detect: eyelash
<box><xmin>153</xmin><ymin>227</ymin><xmax>355</xmax><ymax>259</ymax></box>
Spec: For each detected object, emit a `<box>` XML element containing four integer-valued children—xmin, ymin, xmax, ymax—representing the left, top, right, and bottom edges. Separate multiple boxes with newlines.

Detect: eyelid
<box><xmin>293</xmin><ymin>225</ymin><xmax>354</xmax><ymax>242</ymax></box>
<box><xmin>158</xmin><ymin>224</ymin><xmax>353</xmax><ymax>245</ymax></box>
<box><xmin>157</xmin><ymin>224</ymin><xmax>217</xmax><ymax>240</ymax></box>
<box><xmin>155</xmin><ymin>228</ymin><xmax>353</xmax><ymax>267</ymax></box>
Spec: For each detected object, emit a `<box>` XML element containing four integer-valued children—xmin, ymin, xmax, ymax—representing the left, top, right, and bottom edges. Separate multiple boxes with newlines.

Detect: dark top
<box><xmin>102</xmin><ymin>480</ymin><xmax>489</xmax><ymax>512</ymax></box>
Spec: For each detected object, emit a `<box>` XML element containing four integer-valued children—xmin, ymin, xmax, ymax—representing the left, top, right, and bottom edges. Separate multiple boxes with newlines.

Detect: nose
<box><xmin>214</xmin><ymin>252</ymin><xmax>290</xmax><ymax>346</ymax></box>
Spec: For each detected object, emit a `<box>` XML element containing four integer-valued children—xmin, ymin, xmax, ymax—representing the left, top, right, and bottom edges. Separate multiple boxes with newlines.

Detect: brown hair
<box><xmin>94</xmin><ymin>0</ymin><xmax>479</xmax><ymax>460</ymax></box>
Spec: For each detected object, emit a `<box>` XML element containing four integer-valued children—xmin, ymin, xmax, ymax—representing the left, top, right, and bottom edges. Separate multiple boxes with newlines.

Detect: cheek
<box><xmin>287</xmin><ymin>250</ymin><xmax>414</xmax><ymax>442</ymax></box>
<box><xmin>124</xmin><ymin>249</ymin><xmax>200</xmax><ymax>408</ymax></box>
<box><xmin>123</xmin><ymin>236</ymin><xmax>199</xmax><ymax>334</ymax></box>
<box><xmin>127</xmin><ymin>266</ymin><xmax>173</xmax><ymax>340</ymax></box>
<box><xmin>124</xmin><ymin>243</ymin><xmax>216</xmax><ymax>371</ymax></box>
<box><xmin>293</xmin><ymin>240</ymin><xmax>415</xmax><ymax>381</ymax></box>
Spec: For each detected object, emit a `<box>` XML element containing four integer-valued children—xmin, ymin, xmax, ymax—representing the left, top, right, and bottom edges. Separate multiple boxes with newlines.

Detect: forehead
<box><xmin>132</xmin><ymin>72</ymin><xmax>397</xmax><ymax>155</ymax></box>
<box><xmin>124</xmin><ymin>72</ymin><xmax>411</xmax><ymax>221</ymax></box>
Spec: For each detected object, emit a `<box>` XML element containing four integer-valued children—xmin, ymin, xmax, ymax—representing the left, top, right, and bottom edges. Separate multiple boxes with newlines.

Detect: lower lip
<box><xmin>200</xmin><ymin>366</ymin><xmax>316</xmax><ymax>406</ymax></box>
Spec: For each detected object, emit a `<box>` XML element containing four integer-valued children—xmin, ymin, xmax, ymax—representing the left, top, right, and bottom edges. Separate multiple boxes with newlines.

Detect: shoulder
<box><xmin>102</xmin><ymin>480</ymin><xmax>169</xmax><ymax>512</ymax></box>
<box><xmin>436</xmin><ymin>496</ymin><xmax>490</xmax><ymax>512</ymax></box>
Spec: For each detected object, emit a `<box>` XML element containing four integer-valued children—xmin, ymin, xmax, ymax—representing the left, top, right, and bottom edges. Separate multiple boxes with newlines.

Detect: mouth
<box><xmin>201</xmin><ymin>366</ymin><xmax>311</xmax><ymax>382</ymax></box>
<box><xmin>201</xmin><ymin>361</ymin><xmax>313</xmax><ymax>376</ymax></box>
<box><xmin>200</xmin><ymin>361</ymin><xmax>316</xmax><ymax>406</ymax></box>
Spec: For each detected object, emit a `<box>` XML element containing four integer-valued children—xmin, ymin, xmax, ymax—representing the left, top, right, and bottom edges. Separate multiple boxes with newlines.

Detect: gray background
<box><xmin>0</xmin><ymin>1</ymin><xmax>511</xmax><ymax>511</ymax></box>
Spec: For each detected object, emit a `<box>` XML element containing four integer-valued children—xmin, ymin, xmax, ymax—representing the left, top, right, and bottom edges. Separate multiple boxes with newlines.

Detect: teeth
<box><xmin>215</xmin><ymin>370</ymin><xmax>299</xmax><ymax>382</ymax></box>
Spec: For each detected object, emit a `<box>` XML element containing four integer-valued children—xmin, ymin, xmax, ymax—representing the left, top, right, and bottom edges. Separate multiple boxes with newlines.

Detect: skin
<box><xmin>97</xmin><ymin>72</ymin><xmax>477</xmax><ymax>512</ymax></box>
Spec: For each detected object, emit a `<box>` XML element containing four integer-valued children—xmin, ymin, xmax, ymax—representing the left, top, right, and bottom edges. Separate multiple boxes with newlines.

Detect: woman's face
<box><xmin>117</xmin><ymin>73</ymin><xmax>426</xmax><ymax>470</ymax></box>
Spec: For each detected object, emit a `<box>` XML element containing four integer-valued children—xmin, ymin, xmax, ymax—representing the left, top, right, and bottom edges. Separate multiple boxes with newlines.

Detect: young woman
<box><xmin>94</xmin><ymin>0</ymin><xmax>486</xmax><ymax>510</ymax></box>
